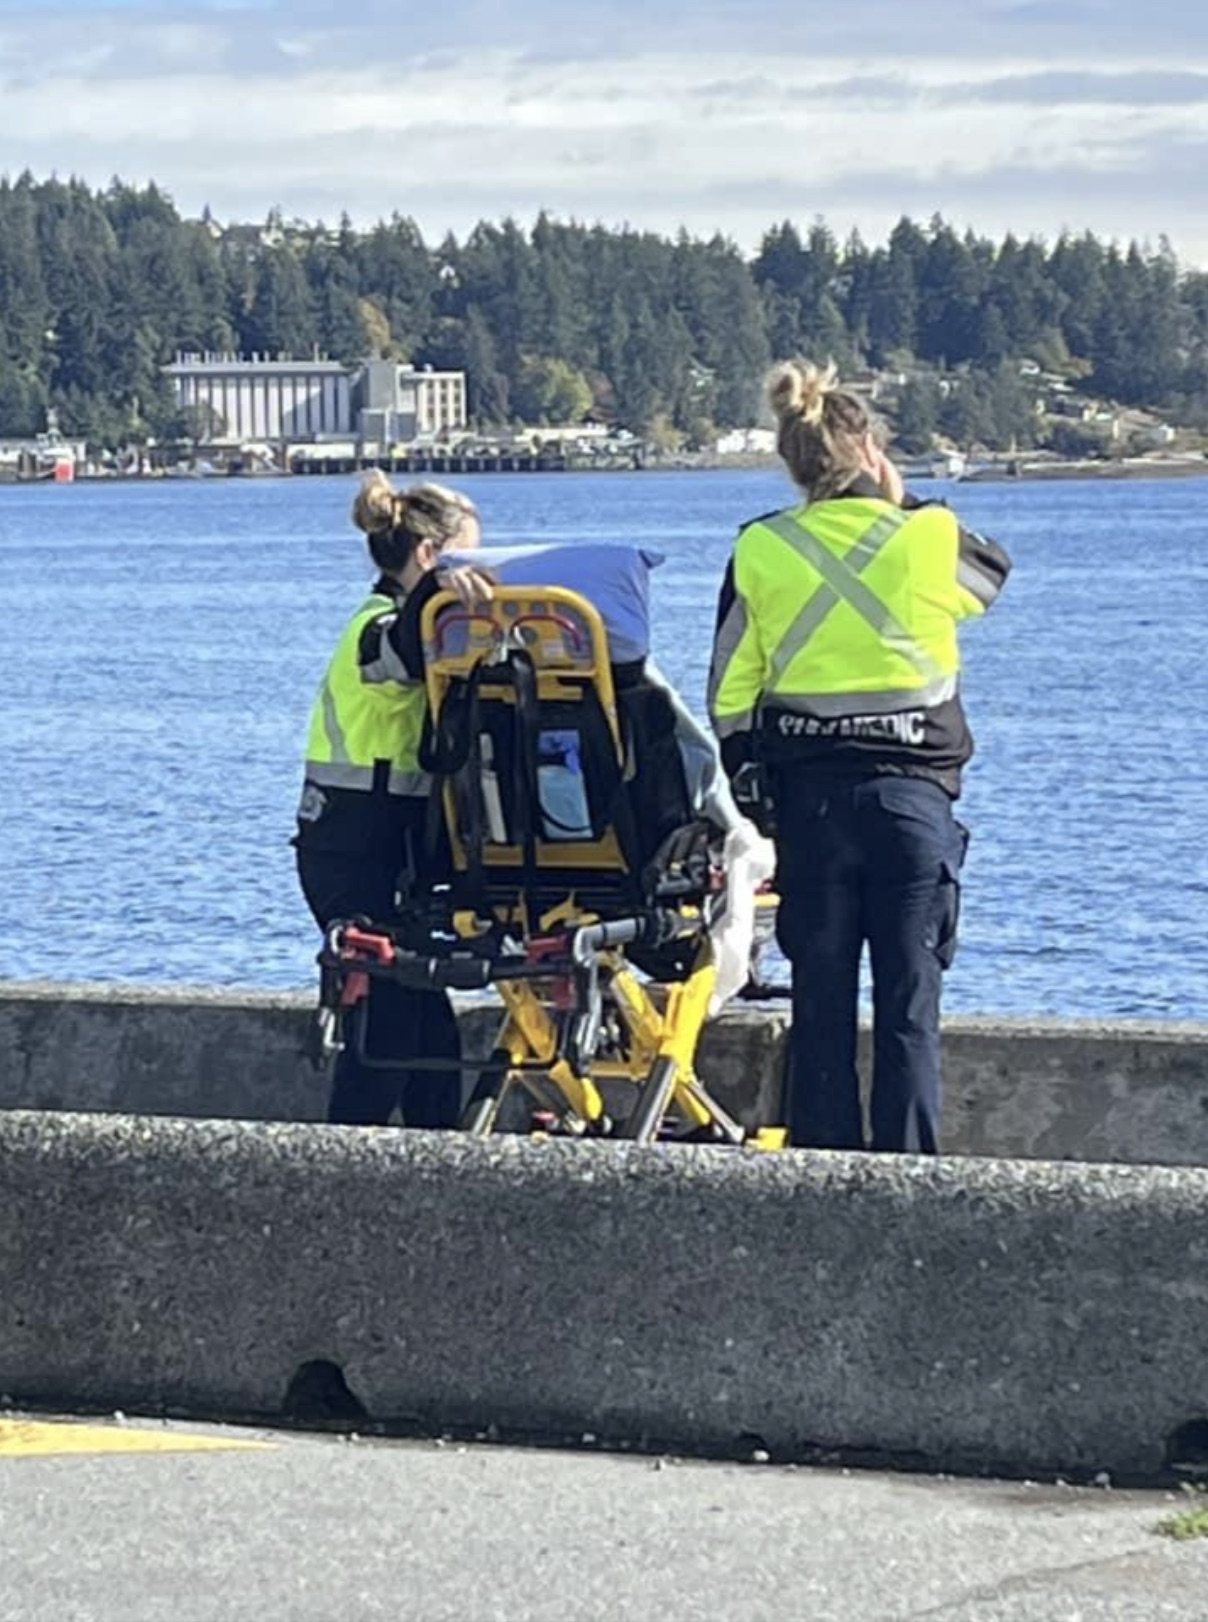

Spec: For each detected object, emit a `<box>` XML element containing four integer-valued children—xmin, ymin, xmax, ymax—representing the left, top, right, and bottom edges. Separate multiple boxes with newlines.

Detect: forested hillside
<box><xmin>1</xmin><ymin>172</ymin><xmax>1206</xmax><ymax>450</ymax></box>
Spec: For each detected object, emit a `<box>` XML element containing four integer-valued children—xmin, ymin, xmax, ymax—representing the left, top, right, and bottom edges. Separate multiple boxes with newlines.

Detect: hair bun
<box><xmin>767</xmin><ymin>358</ymin><xmax>839</xmax><ymax>428</ymax></box>
<box><xmin>351</xmin><ymin>468</ymin><xmax>399</xmax><ymax>536</ymax></box>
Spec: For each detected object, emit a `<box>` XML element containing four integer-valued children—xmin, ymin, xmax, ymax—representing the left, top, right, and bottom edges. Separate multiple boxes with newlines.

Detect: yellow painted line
<box><xmin>0</xmin><ymin>1418</ymin><xmax>274</xmax><ymax>1458</ymax></box>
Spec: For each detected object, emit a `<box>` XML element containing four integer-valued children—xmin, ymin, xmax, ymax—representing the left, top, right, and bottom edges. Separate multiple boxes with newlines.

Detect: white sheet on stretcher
<box><xmin>644</xmin><ymin>658</ymin><xmax>776</xmax><ymax>1013</ymax></box>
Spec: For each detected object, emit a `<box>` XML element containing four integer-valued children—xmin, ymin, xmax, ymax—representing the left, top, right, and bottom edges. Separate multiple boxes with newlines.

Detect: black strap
<box><xmin>608</xmin><ymin>697</ymin><xmax>648</xmax><ymax>902</ymax></box>
<box><xmin>419</xmin><ymin>660</ymin><xmax>489</xmax><ymax>911</ymax></box>
<box><xmin>461</xmin><ymin>674</ymin><xmax>486</xmax><ymax>908</ymax></box>
<box><xmin>508</xmin><ymin>648</ymin><xmax>542</xmax><ymax>922</ymax></box>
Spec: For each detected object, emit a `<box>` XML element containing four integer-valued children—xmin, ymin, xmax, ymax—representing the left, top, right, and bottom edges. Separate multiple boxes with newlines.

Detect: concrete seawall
<box><xmin>3</xmin><ymin>981</ymin><xmax>1207</xmax><ymax>1165</ymax></box>
<box><xmin>3</xmin><ymin>1110</ymin><xmax>1207</xmax><ymax>1481</ymax></box>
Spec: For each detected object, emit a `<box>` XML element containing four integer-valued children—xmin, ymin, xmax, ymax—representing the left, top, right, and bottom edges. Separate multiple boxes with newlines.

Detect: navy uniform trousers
<box><xmin>296</xmin><ymin>842</ymin><xmax>462</xmax><ymax>1128</ymax></box>
<box><xmin>772</xmin><ymin>770</ymin><xmax>966</xmax><ymax>1154</ymax></box>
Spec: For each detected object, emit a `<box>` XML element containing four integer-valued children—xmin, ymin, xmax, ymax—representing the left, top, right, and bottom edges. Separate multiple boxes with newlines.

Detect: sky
<box><xmin>0</xmin><ymin>0</ymin><xmax>1206</xmax><ymax>263</ymax></box>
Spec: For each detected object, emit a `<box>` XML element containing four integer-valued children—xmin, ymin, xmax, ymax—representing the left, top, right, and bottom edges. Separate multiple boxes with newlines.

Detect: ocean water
<box><xmin>2</xmin><ymin>469</ymin><xmax>1206</xmax><ymax>1019</ymax></box>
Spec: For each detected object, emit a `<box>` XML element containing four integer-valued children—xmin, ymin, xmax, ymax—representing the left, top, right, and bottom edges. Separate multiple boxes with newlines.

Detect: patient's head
<box><xmin>351</xmin><ymin>470</ymin><xmax>481</xmax><ymax>586</ymax></box>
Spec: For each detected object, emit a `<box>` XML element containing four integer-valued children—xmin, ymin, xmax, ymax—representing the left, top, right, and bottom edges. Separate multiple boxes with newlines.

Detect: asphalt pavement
<box><xmin>2</xmin><ymin>1414</ymin><xmax>1206</xmax><ymax>1621</ymax></box>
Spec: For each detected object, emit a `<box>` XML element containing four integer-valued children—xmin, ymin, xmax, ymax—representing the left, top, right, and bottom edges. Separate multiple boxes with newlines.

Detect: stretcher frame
<box><xmin>314</xmin><ymin>585</ymin><xmax>784</xmax><ymax>1148</ymax></box>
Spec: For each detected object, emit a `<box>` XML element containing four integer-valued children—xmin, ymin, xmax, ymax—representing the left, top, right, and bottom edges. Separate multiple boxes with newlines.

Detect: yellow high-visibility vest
<box><xmin>303</xmin><ymin>592</ymin><xmax>429</xmax><ymax>796</ymax></box>
<box><xmin>709</xmin><ymin>498</ymin><xmax>985</xmax><ymax>737</ymax></box>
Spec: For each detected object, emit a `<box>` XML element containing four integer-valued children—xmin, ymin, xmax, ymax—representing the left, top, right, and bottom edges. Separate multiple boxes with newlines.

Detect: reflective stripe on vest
<box><xmin>761</xmin><ymin>510</ymin><xmax>948</xmax><ymax>688</ymax></box>
<box><xmin>713</xmin><ymin>500</ymin><xmax>964</xmax><ymax>728</ymax></box>
<box><xmin>304</xmin><ymin>762</ymin><xmax>431</xmax><ymax>796</ymax></box>
<box><xmin>304</xmin><ymin>593</ymin><xmax>429</xmax><ymax>795</ymax></box>
<box><xmin>763</xmin><ymin>675</ymin><xmax>958</xmax><ymax>719</ymax></box>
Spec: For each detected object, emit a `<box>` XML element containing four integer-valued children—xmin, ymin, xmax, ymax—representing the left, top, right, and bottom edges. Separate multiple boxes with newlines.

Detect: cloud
<box><xmin>5</xmin><ymin>0</ymin><xmax>1208</xmax><ymax>62</ymax></box>
<box><xmin>950</xmin><ymin>69</ymin><xmax>1208</xmax><ymax>105</ymax></box>
<box><xmin>0</xmin><ymin>5</ymin><xmax>1206</xmax><ymax>263</ymax></box>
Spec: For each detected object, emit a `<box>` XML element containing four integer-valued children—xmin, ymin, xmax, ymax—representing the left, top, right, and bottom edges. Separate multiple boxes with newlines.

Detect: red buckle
<box><xmin>340</xmin><ymin>926</ymin><xmax>395</xmax><ymax>964</ymax></box>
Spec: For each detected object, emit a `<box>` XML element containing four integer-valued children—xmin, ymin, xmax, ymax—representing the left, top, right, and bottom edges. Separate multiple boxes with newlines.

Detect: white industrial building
<box><xmin>163</xmin><ymin>352</ymin><xmax>468</xmax><ymax>446</ymax></box>
<box><xmin>163</xmin><ymin>352</ymin><xmax>353</xmax><ymax>443</ymax></box>
<box><xmin>411</xmin><ymin>366</ymin><xmax>467</xmax><ymax>437</ymax></box>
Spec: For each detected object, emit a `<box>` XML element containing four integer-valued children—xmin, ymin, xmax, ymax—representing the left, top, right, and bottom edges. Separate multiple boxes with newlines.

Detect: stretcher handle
<box><xmin>573</xmin><ymin>918</ymin><xmax>641</xmax><ymax>958</ymax></box>
<box><xmin>506</xmin><ymin>611</ymin><xmax>587</xmax><ymax>653</ymax></box>
<box><xmin>570</xmin><ymin>909</ymin><xmax>692</xmax><ymax>965</ymax></box>
<box><xmin>426</xmin><ymin>957</ymin><xmax>497</xmax><ymax>991</ymax></box>
<box><xmin>431</xmin><ymin>609</ymin><xmax>499</xmax><ymax>656</ymax></box>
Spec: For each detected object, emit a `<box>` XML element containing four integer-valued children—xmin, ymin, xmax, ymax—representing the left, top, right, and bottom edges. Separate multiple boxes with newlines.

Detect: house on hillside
<box><xmin>715</xmin><ymin>427</ymin><xmax>776</xmax><ymax>456</ymax></box>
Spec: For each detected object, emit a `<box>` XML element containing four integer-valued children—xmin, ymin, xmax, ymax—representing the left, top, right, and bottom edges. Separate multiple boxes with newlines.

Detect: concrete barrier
<box><xmin>2</xmin><ymin>1110</ymin><xmax>1207</xmax><ymax>1481</ymax></box>
<box><xmin>3</xmin><ymin>981</ymin><xmax>1207</xmax><ymax>1165</ymax></box>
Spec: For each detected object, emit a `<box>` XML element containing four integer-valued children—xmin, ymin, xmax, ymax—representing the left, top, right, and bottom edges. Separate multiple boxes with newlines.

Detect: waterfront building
<box><xmin>163</xmin><ymin>352</ymin><xmax>354</xmax><ymax>443</ymax></box>
<box><xmin>356</xmin><ymin>358</ymin><xmax>415</xmax><ymax>447</ymax></box>
<box><xmin>164</xmin><ymin>353</ymin><xmax>467</xmax><ymax>447</ymax></box>
<box><xmin>411</xmin><ymin>365</ymin><xmax>467</xmax><ymax>438</ymax></box>
<box><xmin>355</xmin><ymin>362</ymin><xmax>468</xmax><ymax>445</ymax></box>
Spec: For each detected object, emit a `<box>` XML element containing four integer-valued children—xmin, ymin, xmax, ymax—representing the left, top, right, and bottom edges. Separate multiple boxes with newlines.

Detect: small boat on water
<box><xmin>0</xmin><ymin>412</ymin><xmax>82</xmax><ymax>484</ymax></box>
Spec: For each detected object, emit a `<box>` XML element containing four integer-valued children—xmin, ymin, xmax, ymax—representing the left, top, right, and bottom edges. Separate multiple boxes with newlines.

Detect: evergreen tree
<box><xmin>0</xmin><ymin>176</ymin><xmax>51</xmax><ymax>378</ymax></box>
<box><xmin>0</xmin><ymin>358</ymin><xmax>44</xmax><ymax>436</ymax></box>
<box><xmin>839</xmin><ymin>228</ymin><xmax>874</xmax><ymax>357</ymax></box>
<box><xmin>866</xmin><ymin>219</ymin><xmax>925</xmax><ymax>362</ymax></box>
<box><xmin>358</xmin><ymin>214</ymin><xmax>436</xmax><ymax>358</ymax></box>
<box><xmin>1048</xmin><ymin>232</ymin><xmax>1106</xmax><ymax>365</ymax></box>
<box><xmin>311</xmin><ymin>249</ymin><xmax>366</xmax><ymax>363</ymax></box>
<box><xmin>612</xmin><ymin>297</ymin><xmax>665</xmax><ymax>432</ymax></box>
<box><xmin>917</xmin><ymin>218</ymin><xmax>985</xmax><ymax>366</ymax></box>
<box><xmin>0</xmin><ymin>172</ymin><xmax>1204</xmax><ymax>449</ymax></box>
<box><xmin>893</xmin><ymin>377</ymin><xmax>942</xmax><ymax>454</ymax></box>
<box><xmin>241</xmin><ymin>246</ymin><xmax>317</xmax><ymax>357</ymax></box>
<box><xmin>462</xmin><ymin>305</ymin><xmax>509</xmax><ymax>424</ymax></box>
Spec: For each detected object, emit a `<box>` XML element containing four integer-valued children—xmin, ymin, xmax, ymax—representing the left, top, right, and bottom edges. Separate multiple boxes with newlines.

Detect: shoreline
<box><xmin>955</xmin><ymin>457</ymin><xmax>1208</xmax><ymax>483</ymax></box>
<box><xmin>2</xmin><ymin>454</ymin><xmax>1206</xmax><ymax>486</ymax></box>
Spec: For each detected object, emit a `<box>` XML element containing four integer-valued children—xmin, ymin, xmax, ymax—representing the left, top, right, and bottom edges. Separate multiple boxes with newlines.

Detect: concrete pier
<box><xmin>2</xmin><ymin>981</ymin><xmax>1206</xmax><ymax>1166</ymax></box>
<box><xmin>3</xmin><ymin>980</ymin><xmax>1207</xmax><ymax>1483</ymax></box>
<box><xmin>2</xmin><ymin>1111</ymin><xmax>1207</xmax><ymax>1481</ymax></box>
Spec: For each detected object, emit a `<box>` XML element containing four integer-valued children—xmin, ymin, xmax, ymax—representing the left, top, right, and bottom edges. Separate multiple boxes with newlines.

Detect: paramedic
<box><xmin>707</xmin><ymin>360</ymin><xmax>1010</xmax><ymax>1153</ymax></box>
<box><xmin>294</xmin><ymin>473</ymin><xmax>488</xmax><ymax>1127</ymax></box>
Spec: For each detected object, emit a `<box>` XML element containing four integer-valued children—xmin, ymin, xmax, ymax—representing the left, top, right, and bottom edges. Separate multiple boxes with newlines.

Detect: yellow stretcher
<box><xmin>315</xmin><ymin>584</ymin><xmax>785</xmax><ymax>1148</ymax></box>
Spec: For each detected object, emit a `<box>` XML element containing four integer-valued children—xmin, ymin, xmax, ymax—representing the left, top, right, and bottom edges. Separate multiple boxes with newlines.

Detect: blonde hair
<box><xmin>409</xmin><ymin>481</ymin><xmax>478</xmax><ymax>522</ymax></box>
<box><xmin>351</xmin><ymin>470</ymin><xmax>479</xmax><ymax>572</ymax></box>
<box><xmin>766</xmin><ymin>358</ymin><xmax>876</xmax><ymax>501</ymax></box>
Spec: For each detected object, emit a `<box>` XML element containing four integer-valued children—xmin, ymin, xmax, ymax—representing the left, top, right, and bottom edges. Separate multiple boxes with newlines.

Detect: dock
<box><xmin>288</xmin><ymin>445</ymin><xmax>643</xmax><ymax>477</ymax></box>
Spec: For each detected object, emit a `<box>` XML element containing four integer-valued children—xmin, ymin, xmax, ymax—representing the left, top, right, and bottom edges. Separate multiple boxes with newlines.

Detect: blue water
<box><xmin>2</xmin><ymin>470</ymin><xmax>1206</xmax><ymax>1019</ymax></box>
